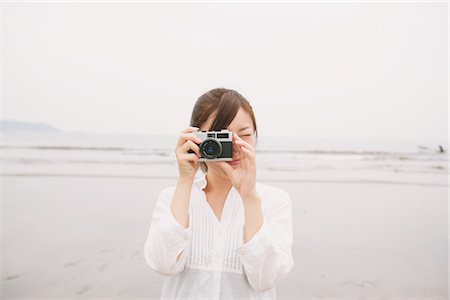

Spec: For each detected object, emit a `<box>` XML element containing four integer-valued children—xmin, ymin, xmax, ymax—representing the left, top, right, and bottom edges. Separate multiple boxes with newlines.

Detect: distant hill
<box><xmin>0</xmin><ymin>119</ymin><xmax>60</xmax><ymax>133</ymax></box>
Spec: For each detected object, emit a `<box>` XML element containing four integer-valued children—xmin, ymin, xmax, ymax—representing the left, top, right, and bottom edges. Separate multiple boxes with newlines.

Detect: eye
<box><xmin>241</xmin><ymin>134</ymin><xmax>251</xmax><ymax>137</ymax></box>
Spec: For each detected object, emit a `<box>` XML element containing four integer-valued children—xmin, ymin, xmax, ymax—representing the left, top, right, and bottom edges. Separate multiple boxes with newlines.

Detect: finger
<box><xmin>241</xmin><ymin>146</ymin><xmax>250</xmax><ymax>170</ymax></box>
<box><xmin>232</xmin><ymin>137</ymin><xmax>240</xmax><ymax>157</ymax></box>
<box><xmin>217</xmin><ymin>161</ymin><xmax>233</xmax><ymax>177</ymax></box>
<box><xmin>177</xmin><ymin>132</ymin><xmax>202</xmax><ymax>149</ymax></box>
<box><xmin>237</xmin><ymin>142</ymin><xmax>245</xmax><ymax>162</ymax></box>
<box><xmin>233</xmin><ymin>133</ymin><xmax>255</xmax><ymax>152</ymax></box>
<box><xmin>178</xmin><ymin>153</ymin><xmax>199</xmax><ymax>163</ymax></box>
<box><xmin>240</xmin><ymin>145</ymin><xmax>255</xmax><ymax>159</ymax></box>
<box><xmin>238</xmin><ymin>147</ymin><xmax>246</xmax><ymax>171</ymax></box>
<box><xmin>232</xmin><ymin>133</ymin><xmax>241</xmax><ymax>153</ymax></box>
<box><xmin>179</xmin><ymin>140</ymin><xmax>201</xmax><ymax>157</ymax></box>
<box><xmin>182</xmin><ymin>140</ymin><xmax>201</xmax><ymax>157</ymax></box>
<box><xmin>232</xmin><ymin>131</ymin><xmax>238</xmax><ymax>141</ymax></box>
<box><xmin>233</xmin><ymin>132</ymin><xmax>246</xmax><ymax>142</ymax></box>
<box><xmin>233</xmin><ymin>134</ymin><xmax>252</xmax><ymax>148</ymax></box>
<box><xmin>232</xmin><ymin>132</ymin><xmax>245</xmax><ymax>146</ymax></box>
<box><xmin>181</xmin><ymin>126</ymin><xmax>199</xmax><ymax>133</ymax></box>
<box><xmin>177</xmin><ymin>126</ymin><xmax>199</xmax><ymax>148</ymax></box>
<box><xmin>241</xmin><ymin>147</ymin><xmax>255</xmax><ymax>168</ymax></box>
<box><xmin>234</xmin><ymin>139</ymin><xmax>255</xmax><ymax>153</ymax></box>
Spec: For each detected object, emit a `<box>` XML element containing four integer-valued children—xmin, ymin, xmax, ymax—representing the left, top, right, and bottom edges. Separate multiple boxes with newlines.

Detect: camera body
<box><xmin>188</xmin><ymin>129</ymin><xmax>233</xmax><ymax>162</ymax></box>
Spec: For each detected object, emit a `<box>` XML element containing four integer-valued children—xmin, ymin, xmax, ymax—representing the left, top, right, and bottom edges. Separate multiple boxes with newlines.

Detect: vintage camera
<box><xmin>188</xmin><ymin>129</ymin><xmax>233</xmax><ymax>162</ymax></box>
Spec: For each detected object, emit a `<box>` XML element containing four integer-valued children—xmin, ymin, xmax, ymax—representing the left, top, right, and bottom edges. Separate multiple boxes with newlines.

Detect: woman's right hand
<box><xmin>175</xmin><ymin>126</ymin><xmax>203</xmax><ymax>180</ymax></box>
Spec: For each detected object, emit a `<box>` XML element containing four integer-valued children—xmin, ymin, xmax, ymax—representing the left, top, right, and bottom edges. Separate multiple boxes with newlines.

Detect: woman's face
<box><xmin>199</xmin><ymin>107</ymin><xmax>256</xmax><ymax>178</ymax></box>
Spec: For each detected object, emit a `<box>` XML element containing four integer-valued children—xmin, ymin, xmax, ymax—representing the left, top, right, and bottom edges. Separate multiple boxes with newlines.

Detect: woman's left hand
<box><xmin>217</xmin><ymin>133</ymin><xmax>257</xmax><ymax>201</ymax></box>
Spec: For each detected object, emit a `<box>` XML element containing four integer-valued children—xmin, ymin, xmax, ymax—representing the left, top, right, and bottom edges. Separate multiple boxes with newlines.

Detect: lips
<box><xmin>227</xmin><ymin>159</ymin><xmax>240</xmax><ymax>166</ymax></box>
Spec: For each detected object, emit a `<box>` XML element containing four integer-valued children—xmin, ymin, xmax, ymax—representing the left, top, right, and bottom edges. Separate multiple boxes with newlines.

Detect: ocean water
<box><xmin>1</xmin><ymin>131</ymin><xmax>448</xmax><ymax>187</ymax></box>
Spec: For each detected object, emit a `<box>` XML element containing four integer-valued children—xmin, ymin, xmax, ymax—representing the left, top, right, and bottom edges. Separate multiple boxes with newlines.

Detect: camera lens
<box><xmin>200</xmin><ymin>139</ymin><xmax>222</xmax><ymax>159</ymax></box>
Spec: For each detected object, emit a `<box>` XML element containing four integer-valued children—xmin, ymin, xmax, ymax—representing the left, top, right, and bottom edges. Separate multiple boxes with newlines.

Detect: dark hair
<box><xmin>190</xmin><ymin>87</ymin><xmax>258</xmax><ymax>173</ymax></box>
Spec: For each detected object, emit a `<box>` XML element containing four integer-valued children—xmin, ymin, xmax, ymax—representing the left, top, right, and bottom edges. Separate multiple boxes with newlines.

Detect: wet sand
<box><xmin>1</xmin><ymin>174</ymin><xmax>447</xmax><ymax>299</ymax></box>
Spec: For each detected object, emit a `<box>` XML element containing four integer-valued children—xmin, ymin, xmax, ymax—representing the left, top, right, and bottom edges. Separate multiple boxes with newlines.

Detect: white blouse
<box><xmin>144</xmin><ymin>171</ymin><xmax>294</xmax><ymax>300</ymax></box>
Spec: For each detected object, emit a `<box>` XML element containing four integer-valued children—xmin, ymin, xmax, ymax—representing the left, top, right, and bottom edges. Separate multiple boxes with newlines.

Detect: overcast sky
<box><xmin>2</xmin><ymin>2</ymin><xmax>448</xmax><ymax>139</ymax></box>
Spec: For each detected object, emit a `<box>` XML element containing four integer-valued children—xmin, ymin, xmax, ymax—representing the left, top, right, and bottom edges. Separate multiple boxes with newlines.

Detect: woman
<box><xmin>144</xmin><ymin>88</ymin><xmax>294</xmax><ymax>300</ymax></box>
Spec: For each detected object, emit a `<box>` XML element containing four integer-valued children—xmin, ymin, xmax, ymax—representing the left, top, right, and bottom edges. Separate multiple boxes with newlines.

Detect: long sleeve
<box><xmin>144</xmin><ymin>186</ymin><xmax>191</xmax><ymax>276</ymax></box>
<box><xmin>236</xmin><ymin>188</ymin><xmax>294</xmax><ymax>292</ymax></box>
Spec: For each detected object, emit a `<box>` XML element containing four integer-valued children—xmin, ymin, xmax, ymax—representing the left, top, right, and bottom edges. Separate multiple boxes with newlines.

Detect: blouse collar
<box><xmin>193</xmin><ymin>171</ymin><xmax>208</xmax><ymax>190</ymax></box>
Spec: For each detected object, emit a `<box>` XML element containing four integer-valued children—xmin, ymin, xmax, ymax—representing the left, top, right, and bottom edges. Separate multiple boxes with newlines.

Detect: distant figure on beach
<box><xmin>418</xmin><ymin>144</ymin><xmax>446</xmax><ymax>153</ymax></box>
<box><xmin>144</xmin><ymin>88</ymin><xmax>294</xmax><ymax>299</ymax></box>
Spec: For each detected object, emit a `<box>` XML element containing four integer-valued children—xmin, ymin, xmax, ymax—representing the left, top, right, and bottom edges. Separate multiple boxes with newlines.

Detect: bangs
<box><xmin>209</xmin><ymin>91</ymin><xmax>241</xmax><ymax>131</ymax></box>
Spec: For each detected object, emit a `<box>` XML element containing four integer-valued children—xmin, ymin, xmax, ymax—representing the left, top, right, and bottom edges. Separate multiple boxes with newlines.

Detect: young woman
<box><xmin>144</xmin><ymin>88</ymin><xmax>294</xmax><ymax>299</ymax></box>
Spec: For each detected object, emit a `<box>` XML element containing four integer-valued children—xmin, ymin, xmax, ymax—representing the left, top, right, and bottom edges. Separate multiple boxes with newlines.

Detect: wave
<box><xmin>1</xmin><ymin>173</ymin><xmax>446</xmax><ymax>187</ymax></box>
<box><xmin>1</xmin><ymin>144</ymin><xmax>447</xmax><ymax>158</ymax></box>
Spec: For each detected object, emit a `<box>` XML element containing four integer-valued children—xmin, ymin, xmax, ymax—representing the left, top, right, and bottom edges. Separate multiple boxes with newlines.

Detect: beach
<box><xmin>1</xmin><ymin>131</ymin><xmax>448</xmax><ymax>299</ymax></box>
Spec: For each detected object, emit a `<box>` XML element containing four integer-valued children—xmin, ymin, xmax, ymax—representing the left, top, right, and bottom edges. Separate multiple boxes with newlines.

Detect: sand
<box><xmin>1</xmin><ymin>174</ymin><xmax>447</xmax><ymax>299</ymax></box>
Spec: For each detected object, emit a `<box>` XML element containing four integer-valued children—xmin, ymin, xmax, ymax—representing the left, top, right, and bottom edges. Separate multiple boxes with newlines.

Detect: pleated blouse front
<box><xmin>144</xmin><ymin>171</ymin><xmax>294</xmax><ymax>300</ymax></box>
